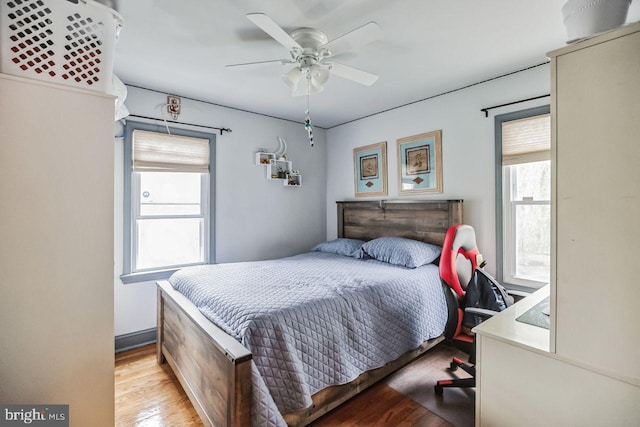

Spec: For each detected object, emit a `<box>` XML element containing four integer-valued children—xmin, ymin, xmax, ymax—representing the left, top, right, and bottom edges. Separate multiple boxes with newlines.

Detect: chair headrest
<box><xmin>440</xmin><ymin>224</ymin><xmax>482</xmax><ymax>297</ymax></box>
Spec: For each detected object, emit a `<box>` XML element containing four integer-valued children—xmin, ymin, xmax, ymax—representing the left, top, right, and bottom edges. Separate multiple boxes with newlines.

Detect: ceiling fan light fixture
<box><xmin>310</xmin><ymin>64</ymin><xmax>330</xmax><ymax>86</ymax></box>
<box><xmin>292</xmin><ymin>77</ymin><xmax>324</xmax><ymax>97</ymax></box>
<box><xmin>282</xmin><ymin>67</ymin><xmax>302</xmax><ymax>90</ymax></box>
<box><xmin>308</xmin><ymin>79</ymin><xmax>324</xmax><ymax>94</ymax></box>
<box><xmin>285</xmin><ymin>65</ymin><xmax>327</xmax><ymax>96</ymax></box>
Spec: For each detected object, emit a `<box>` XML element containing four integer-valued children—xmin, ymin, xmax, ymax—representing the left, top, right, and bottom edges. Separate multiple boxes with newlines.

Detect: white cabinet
<box><xmin>0</xmin><ymin>74</ymin><xmax>115</xmax><ymax>426</ymax></box>
<box><xmin>475</xmin><ymin>292</ymin><xmax>640</xmax><ymax>426</ymax></box>
<box><xmin>550</xmin><ymin>21</ymin><xmax>640</xmax><ymax>381</ymax></box>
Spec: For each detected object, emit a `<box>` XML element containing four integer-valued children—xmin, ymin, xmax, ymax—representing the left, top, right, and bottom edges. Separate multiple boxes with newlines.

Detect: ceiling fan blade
<box><xmin>246</xmin><ymin>13</ymin><xmax>302</xmax><ymax>53</ymax></box>
<box><xmin>328</xmin><ymin>62</ymin><xmax>378</xmax><ymax>86</ymax></box>
<box><xmin>225</xmin><ymin>59</ymin><xmax>293</xmax><ymax>69</ymax></box>
<box><xmin>322</xmin><ymin>22</ymin><xmax>380</xmax><ymax>56</ymax></box>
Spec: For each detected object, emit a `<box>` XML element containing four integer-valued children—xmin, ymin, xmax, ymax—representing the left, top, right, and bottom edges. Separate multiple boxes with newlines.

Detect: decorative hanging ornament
<box><xmin>304</xmin><ymin>77</ymin><xmax>314</xmax><ymax>147</ymax></box>
<box><xmin>305</xmin><ymin>114</ymin><xmax>314</xmax><ymax>147</ymax></box>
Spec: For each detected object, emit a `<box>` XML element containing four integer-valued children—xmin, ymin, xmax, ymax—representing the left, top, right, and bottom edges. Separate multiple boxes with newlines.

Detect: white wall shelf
<box><xmin>284</xmin><ymin>173</ymin><xmax>301</xmax><ymax>187</ymax></box>
<box><xmin>266</xmin><ymin>159</ymin><xmax>292</xmax><ymax>180</ymax></box>
<box><xmin>255</xmin><ymin>152</ymin><xmax>276</xmax><ymax>165</ymax></box>
<box><xmin>256</xmin><ymin>151</ymin><xmax>302</xmax><ymax>186</ymax></box>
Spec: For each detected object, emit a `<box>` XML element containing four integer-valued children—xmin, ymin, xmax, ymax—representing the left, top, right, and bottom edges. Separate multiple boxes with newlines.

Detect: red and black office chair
<box><xmin>435</xmin><ymin>224</ymin><xmax>516</xmax><ymax>395</ymax></box>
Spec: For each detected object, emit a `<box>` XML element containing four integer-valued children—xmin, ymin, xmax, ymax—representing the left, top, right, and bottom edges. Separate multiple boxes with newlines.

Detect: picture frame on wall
<box><xmin>353</xmin><ymin>141</ymin><xmax>388</xmax><ymax>197</ymax></box>
<box><xmin>397</xmin><ymin>130</ymin><xmax>442</xmax><ymax>194</ymax></box>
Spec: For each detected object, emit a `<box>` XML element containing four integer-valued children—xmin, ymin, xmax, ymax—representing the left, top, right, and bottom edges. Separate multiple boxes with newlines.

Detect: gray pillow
<box><xmin>311</xmin><ymin>238</ymin><xmax>366</xmax><ymax>258</ymax></box>
<box><xmin>361</xmin><ymin>237</ymin><xmax>441</xmax><ymax>268</ymax></box>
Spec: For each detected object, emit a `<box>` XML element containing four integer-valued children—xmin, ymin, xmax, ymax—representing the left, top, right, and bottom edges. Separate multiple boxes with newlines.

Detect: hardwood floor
<box><xmin>115</xmin><ymin>345</ymin><xmax>202</xmax><ymax>426</ymax></box>
<box><xmin>310</xmin><ymin>384</ymin><xmax>452</xmax><ymax>427</ymax></box>
<box><xmin>115</xmin><ymin>343</ymin><xmax>472</xmax><ymax>426</ymax></box>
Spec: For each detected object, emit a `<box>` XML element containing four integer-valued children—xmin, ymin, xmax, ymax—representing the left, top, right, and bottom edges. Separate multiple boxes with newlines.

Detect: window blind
<box><xmin>502</xmin><ymin>114</ymin><xmax>550</xmax><ymax>165</ymax></box>
<box><xmin>133</xmin><ymin>130</ymin><xmax>209</xmax><ymax>173</ymax></box>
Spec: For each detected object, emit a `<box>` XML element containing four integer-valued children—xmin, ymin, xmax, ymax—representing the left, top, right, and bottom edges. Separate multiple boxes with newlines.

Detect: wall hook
<box><xmin>167</xmin><ymin>95</ymin><xmax>181</xmax><ymax>120</ymax></box>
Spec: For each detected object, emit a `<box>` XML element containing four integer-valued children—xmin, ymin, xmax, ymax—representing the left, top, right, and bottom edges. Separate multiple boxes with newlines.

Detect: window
<box><xmin>121</xmin><ymin>122</ymin><xmax>215</xmax><ymax>284</ymax></box>
<box><xmin>495</xmin><ymin>107</ymin><xmax>550</xmax><ymax>289</ymax></box>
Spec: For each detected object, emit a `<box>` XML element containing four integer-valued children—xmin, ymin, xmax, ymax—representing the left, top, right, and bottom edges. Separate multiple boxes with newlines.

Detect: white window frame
<box><xmin>121</xmin><ymin>121</ymin><xmax>215</xmax><ymax>284</ymax></box>
<box><xmin>130</xmin><ymin>171</ymin><xmax>210</xmax><ymax>273</ymax></box>
<box><xmin>495</xmin><ymin>105</ymin><xmax>550</xmax><ymax>291</ymax></box>
<box><xmin>502</xmin><ymin>164</ymin><xmax>551</xmax><ymax>288</ymax></box>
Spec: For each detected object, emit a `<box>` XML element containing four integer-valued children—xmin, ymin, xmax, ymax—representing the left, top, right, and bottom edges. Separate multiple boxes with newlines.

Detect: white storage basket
<box><xmin>1</xmin><ymin>0</ymin><xmax>123</xmax><ymax>93</ymax></box>
<box><xmin>562</xmin><ymin>0</ymin><xmax>631</xmax><ymax>42</ymax></box>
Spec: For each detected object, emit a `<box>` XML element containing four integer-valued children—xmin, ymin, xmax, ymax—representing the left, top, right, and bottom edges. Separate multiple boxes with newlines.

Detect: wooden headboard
<box><xmin>337</xmin><ymin>200</ymin><xmax>463</xmax><ymax>246</ymax></box>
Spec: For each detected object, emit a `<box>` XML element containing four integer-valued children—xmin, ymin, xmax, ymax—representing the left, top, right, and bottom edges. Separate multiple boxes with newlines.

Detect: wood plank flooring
<box><xmin>310</xmin><ymin>384</ymin><xmax>452</xmax><ymax>427</ymax></box>
<box><xmin>115</xmin><ymin>345</ymin><xmax>202</xmax><ymax>426</ymax></box>
<box><xmin>115</xmin><ymin>343</ymin><xmax>472</xmax><ymax>426</ymax></box>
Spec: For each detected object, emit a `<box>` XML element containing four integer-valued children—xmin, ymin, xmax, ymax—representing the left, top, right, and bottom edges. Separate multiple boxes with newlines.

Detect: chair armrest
<box><xmin>507</xmin><ymin>289</ymin><xmax>531</xmax><ymax>298</ymax></box>
<box><xmin>464</xmin><ymin>307</ymin><xmax>500</xmax><ymax>318</ymax></box>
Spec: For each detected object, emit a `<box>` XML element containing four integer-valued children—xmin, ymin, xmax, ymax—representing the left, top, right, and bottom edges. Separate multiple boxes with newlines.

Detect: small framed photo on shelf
<box><xmin>397</xmin><ymin>130</ymin><xmax>442</xmax><ymax>194</ymax></box>
<box><xmin>353</xmin><ymin>141</ymin><xmax>387</xmax><ymax>197</ymax></box>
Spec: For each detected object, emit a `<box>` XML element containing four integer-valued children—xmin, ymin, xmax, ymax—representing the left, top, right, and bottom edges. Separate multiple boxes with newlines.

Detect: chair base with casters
<box><xmin>434</xmin><ymin>357</ymin><xmax>476</xmax><ymax>395</ymax></box>
<box><xmin>434</xmin><ymin>351</ymin><xmax>476</xmax><ymax>395</ymax></box>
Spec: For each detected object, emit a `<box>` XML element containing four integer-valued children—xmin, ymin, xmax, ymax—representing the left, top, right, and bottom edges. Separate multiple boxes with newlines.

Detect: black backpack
<box><xmin>462</xmin><ymin>268</ymin><xmax>514</xmax><ymax>329</ymax></box>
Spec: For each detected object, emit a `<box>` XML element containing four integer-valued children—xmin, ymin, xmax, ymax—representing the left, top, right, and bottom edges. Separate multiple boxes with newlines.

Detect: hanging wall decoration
<box><xmin>397</xmin><ymin>130</ymin><xmax>443</xmax><ymax>195</ymax></box>
<box><xmin>353</xmin><ymin>141</ymin><xmax>388</xmax><ymax>197</ymax></box>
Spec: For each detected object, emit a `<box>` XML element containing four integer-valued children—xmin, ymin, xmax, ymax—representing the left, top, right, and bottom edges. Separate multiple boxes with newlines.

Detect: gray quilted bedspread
<box><xmin>169</xmin><ymin>252</ymin><xmax>447</xmax><ymax>426</ymax></box>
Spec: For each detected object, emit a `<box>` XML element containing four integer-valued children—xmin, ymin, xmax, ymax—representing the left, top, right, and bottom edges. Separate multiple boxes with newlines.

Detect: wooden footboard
<box><xmin>157</xmin><ymin>281</ymin><xmax>252</xmax><ymax>427</ymax></box>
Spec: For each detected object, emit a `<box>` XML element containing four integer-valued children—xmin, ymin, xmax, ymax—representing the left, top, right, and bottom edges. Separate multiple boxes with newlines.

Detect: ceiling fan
<box><xmin>227</xmin><ymin>13</ymin><xmax>381</xmax><ymax>96</ymax></box>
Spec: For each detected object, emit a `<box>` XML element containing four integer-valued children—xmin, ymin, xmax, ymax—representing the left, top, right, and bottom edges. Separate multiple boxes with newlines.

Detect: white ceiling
<box><xmin>112</xmin><ymin>0</ymin><xmax>640</xmax><ymax>128</ymax></box>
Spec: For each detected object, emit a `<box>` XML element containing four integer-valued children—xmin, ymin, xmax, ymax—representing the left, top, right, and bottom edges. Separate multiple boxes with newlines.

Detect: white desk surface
<box><xmin>473</xmin><ymin>285</ymin><xmax>550</xmax><ymax>353</ymax></box>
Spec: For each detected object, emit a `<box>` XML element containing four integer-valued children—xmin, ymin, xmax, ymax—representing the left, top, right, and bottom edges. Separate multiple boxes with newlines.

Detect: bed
<box><xmin>156</xmin><ymin>200</ymin><xmax>463</xmax><ymax>426</ymax></box>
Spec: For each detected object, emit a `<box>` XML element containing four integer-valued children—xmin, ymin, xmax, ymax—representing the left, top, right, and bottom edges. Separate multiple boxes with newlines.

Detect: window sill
<box><xmin>120</xmin><ymin>268</ymin><xmax>179</xmax><ymax>284</ymax></box>
<box><xmin>504</xmin><ymin>281</ymin><xmax>547</xmax><ymax>293</ymax></box>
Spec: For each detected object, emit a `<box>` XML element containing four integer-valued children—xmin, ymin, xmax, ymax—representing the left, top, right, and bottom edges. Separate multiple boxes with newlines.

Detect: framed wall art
<box><xmin>353</xmin><ymin>141</ymin><xmax>387</xmax><ymax>197</ymax></box>
<box><xmin>397</xmin><ymin>130</ymin><xmax>442</xmax><ymax>194</ymax></box>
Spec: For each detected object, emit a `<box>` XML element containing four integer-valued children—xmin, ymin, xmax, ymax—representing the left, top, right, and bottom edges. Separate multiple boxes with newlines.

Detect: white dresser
<box><xmin>0</xmin><ymin>74</ymin><xmax>115</xmax><ymax>426</ymax></box>
<box><xmin>475</xmin><ymin>21</ymin><xmax>640</xmax><ymax>426</ymax></box>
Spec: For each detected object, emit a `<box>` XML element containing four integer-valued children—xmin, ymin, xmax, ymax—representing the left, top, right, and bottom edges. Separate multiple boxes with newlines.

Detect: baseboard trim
<box><xmin>115</xmin><ymin>327</ymin><xmax>157</xmax><ymax>353</ymax></box>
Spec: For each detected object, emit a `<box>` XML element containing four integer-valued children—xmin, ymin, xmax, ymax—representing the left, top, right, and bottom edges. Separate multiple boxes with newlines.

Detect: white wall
<box><xmin>116</xmin><ymin>65</ymin><xmax>551</xmax><ymax>336</ymax></box>
<box><xmin>115</xmin><ymin>86</ymin><xmax>327</xmax><ymax>336</ymax></box>
<box><xmin>325</xmin><ymin>64</ymin><xmax>551</xmax><ymax>276</ymax></box>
